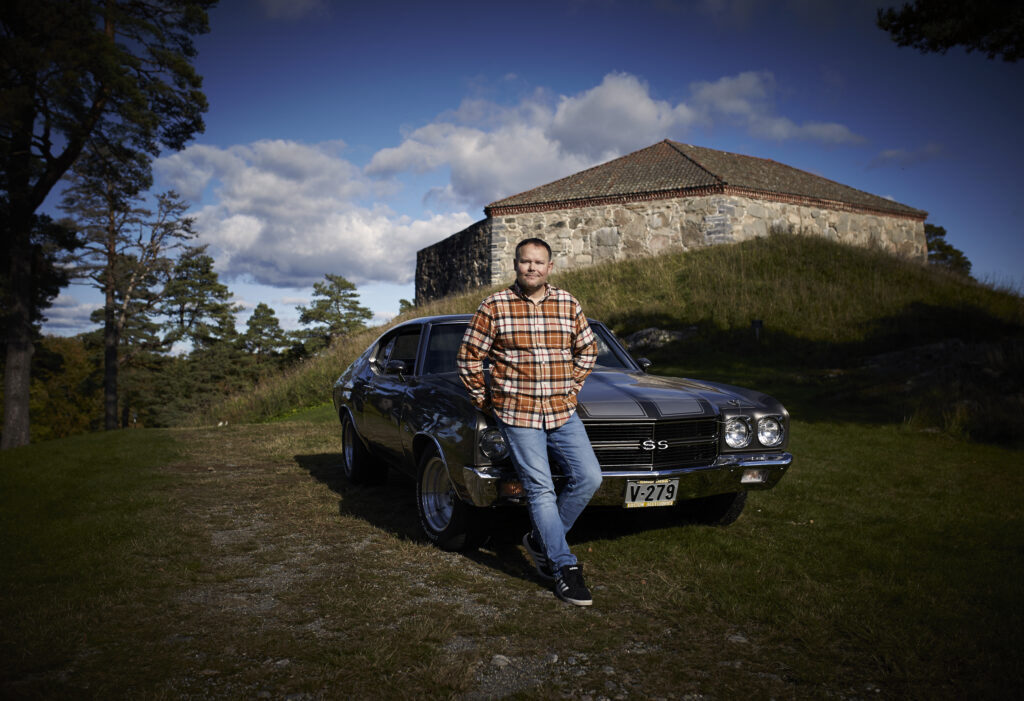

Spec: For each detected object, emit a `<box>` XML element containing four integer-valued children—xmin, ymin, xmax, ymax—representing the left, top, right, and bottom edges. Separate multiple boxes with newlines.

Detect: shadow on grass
<box><xmin>293</xmin><ymin>451</ymin><xmax>711</xmax><ymax>581</ymax></box>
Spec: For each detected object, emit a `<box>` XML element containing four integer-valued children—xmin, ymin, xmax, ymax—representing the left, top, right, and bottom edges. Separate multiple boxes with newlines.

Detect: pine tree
<box><xmin>61</xmin><ymin>156</ymin><xmax>196</xmax><ymax>430</ymax></box>
<box><xmin>296</xmin><ymin>274</ymin><xmax>373</xmax><ymax>353</ymax></box>
<box><xmin>161</xmin><ymin>246</ymin><xmax>240</xmax><ymax>349</ymax></box>
<box><xmin>925</xmin><ymin>223</ymin><xmax>973</xmax><ymax>278</ymax></box>
<box><xmin>243</xmin><ymin>303</ymin><xmax>288</xmax><ymax>359</ymax></box>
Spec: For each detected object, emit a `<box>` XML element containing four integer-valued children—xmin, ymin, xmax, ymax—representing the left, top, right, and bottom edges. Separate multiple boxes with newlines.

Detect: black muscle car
<box><xmin>332</xmin><ymin>314</ymin><xmax>792</xmax><ymax>550</ymax></box>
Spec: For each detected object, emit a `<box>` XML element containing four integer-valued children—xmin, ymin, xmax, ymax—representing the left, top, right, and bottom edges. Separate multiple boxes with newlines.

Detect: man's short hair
<box><xmin>515</xmin><ymin>237</ymin><xmax>552</xmax><ymax>261</ymax></box>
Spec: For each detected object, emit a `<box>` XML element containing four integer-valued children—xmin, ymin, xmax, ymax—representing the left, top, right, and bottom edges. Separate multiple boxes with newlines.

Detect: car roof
<box><xmin>389</xmin><ymin>314</ymin><xmax>473</xmax><ymax>329</ymax></box>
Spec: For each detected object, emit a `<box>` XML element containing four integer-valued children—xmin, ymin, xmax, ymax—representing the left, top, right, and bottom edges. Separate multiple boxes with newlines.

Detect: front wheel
<box><xmin>416</xmin><ymin>447</ymin><xmax>486</xmax><ymax>551</ymax></box>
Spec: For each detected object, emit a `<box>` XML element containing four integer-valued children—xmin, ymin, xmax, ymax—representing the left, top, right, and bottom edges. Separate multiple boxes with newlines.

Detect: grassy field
<box><xmin>1</xmin><ymin>407</ymin><xmax>1021</xmax><ymax>699</ymax></box>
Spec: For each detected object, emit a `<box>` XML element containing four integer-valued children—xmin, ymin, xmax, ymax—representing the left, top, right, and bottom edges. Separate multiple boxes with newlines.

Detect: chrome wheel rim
<box><xmin>420</xmin><ymin>456</ymin><xmax>454</xmax><ymax>533</ymax></box>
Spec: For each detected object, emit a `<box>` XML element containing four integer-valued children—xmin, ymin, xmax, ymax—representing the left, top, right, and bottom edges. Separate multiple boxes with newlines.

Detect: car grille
<box><xmin>583</xmin><ymin>418</ymin><xmax>719</xmax><ymax>471</ymax></box>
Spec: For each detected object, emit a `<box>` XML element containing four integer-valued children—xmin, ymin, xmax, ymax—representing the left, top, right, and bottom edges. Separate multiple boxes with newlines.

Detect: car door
<box><xmin>360</xmin><ymin>325</ymin><xmax>422</xmax><ymax>463</ymax></box>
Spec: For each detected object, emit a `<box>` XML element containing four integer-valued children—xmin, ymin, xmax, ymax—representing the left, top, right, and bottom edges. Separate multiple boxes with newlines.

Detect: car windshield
<box><xmin>421</xmin><ymin>322</ymin><xmax>633</xmax><ymax>375</ymax></box>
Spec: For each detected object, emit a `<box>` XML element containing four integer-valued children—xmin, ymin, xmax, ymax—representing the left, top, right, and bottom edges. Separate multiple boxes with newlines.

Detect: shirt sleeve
<box><xmin>456</xmin><ymin>302</ymin><xmax>495</xmax><ymax>410</ymax></box>
<box><xmin>570</xmin><ymin>302</ymin><xmax>597</xmax><ymax>395</ymax></box>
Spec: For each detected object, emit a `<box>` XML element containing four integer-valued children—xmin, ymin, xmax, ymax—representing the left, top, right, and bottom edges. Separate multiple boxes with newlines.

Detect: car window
<box><xmin>593</xmin><ymin>333</ymin><xmax>629</xmax><ymax>368</ymax></box>
<box><xmin>371</xmin><ymin>335</ymin><xmax>397</xmax><ymax>373</ymax></box>
<box><xmin>423</xmin><ymin>323</ymin><xmax>466</xmax><ymax>375</ymax></box>
<box><xmin>388</xmin><ymin>330</ymin><xmax>421</xmax><ymax>372</ymax></box>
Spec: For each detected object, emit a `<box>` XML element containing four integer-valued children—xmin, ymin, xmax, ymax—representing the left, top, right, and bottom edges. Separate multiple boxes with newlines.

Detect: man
<box><xmin>457</xmin><ymin>237</ymin><xmax>602</xmax><ymax>606</ymax></box>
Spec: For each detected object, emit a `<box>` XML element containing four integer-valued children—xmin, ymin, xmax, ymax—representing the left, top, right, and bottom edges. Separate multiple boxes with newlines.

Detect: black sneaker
<box><xmin>523</xmin><ymin>532</ymin><xmax>555</xmax><ymax>582</ymax></box>
<box><xmin>554</xmin><ymin>564</ymin><xmax>593</xmax><ymax>606</ymax></box>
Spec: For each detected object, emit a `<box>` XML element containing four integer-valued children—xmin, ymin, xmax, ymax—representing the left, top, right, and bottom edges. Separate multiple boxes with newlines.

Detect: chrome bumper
<box><xmin>460</xmin><ymin>452</ymin><xmax>793</xmax><ymax>508</ymax></box>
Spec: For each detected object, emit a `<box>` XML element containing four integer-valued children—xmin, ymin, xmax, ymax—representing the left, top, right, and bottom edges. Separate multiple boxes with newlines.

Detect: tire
<box><xmin>340</xmin><ymin>413</ymin><xmax>384</xmax><ymax>485</ymax></box>
<box><xmin>415</xmin><ymin>446</ymin><xmax>486</xmax><ymax>551</ymax></box>
<box><xmin>684</xmin><ymin>491</ymin><xmax>747</xmax><ymax>526</ymax></box>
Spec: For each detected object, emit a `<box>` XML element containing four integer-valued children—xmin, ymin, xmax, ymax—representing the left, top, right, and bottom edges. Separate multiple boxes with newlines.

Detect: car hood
<box><xmin>432</xmin><ymin>368</ymin><xmax>779</xmax><ymax>420</ymax></box>
<box><xmin>576</xmin><ymin>369</ymin><xmax>767</xmax><ymax>420</ymax></box>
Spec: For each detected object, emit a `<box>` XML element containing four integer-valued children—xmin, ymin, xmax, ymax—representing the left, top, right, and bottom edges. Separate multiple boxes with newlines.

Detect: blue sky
<box><xmin>45</xmin><ymin>0</ymin><xmax>1024</xmax><ymax>335</ymax></box>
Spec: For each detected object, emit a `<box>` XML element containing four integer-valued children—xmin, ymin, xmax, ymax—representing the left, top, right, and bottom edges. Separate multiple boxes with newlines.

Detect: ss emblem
<box><xmin>641</xmin><ymin>439</ymin><xmax>669</xmax><ymax>451</ymax></box>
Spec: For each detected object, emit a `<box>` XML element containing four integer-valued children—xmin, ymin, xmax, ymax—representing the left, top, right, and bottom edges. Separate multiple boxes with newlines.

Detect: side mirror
<box><xmin>385</xmin><ymin>359</ymin><xmax>408</xmax><ymax>376</ymax></box>
<box><xmin>637</xmin><ymin>357</ymin><xmax>652</xmax><ymax>372</ymax></box>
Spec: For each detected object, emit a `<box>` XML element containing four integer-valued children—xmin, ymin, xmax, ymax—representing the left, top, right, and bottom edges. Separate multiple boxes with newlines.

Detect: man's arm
<box><xmin>570</xmin><ymin>302</ymin><xmax>597</xmax><ymax>395</ymax></box>
<box><xmin>457</xmin><ymin>303</ymin><xmax>495</xmax><ymax>410</ymax></box>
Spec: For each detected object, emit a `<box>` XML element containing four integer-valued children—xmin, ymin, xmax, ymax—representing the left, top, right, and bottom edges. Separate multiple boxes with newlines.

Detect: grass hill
<box><xmin>198</xmin><ymin>232</ymin><xmax>1024</xmax><ymax>444</ymax></box>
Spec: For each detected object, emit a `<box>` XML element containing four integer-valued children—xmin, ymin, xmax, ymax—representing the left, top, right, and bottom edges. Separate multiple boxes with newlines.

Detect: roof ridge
<box><xmin>664</xmin><ymin>140</ymin><xmax>724</xmax><ymax>185</ymax></box>
<box><xmin>487</xmin><ymin>141</ymin><xmax>673</xmax><ymax>209</ymax></box>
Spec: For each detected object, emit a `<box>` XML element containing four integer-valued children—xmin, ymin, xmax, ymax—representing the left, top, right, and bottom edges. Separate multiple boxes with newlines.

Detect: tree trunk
<box><xmin>103</xmin><ymin>229</ymin><xmax>119</xmax><ymax>431</ymax></box>
<box><xmin>2</xmin><ymin>227</ymin><xmax>34</xmax><ymax>449</ymax></box>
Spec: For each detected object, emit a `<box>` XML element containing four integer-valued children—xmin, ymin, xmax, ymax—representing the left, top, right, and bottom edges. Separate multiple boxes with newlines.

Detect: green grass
<box><xmin>1</xmin><ymin>417</ymin><xmax>1021</xmax><ymax>698</ymax></box>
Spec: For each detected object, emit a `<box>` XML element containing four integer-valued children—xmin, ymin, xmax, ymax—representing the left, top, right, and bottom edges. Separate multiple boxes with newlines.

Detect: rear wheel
<box><xmin>684</xmin><ymin>491</ymin><xmax>747</xmax><ymax>526</ymax></box>
<box><xmin>416</xmin><ymin>446</ymin><xmax>486</xmax><ymax>551</ymax></box>
<box><xmin>341</xmin><ymin>413</ymin><xmax>384</xmax><ymax>485</ymax></box>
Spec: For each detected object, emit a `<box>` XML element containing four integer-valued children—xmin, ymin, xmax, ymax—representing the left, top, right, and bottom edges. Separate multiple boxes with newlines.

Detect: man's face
<box><xmin>514</xmin><ymin>244</ymin><xmax>553</xmax><ymax>293</ymax></box>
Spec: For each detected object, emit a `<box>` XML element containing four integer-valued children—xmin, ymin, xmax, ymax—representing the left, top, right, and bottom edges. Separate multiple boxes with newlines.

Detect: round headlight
<box><xmin>724</xmin><ymin>417</ymin><xmax>752</xmax><ymax>449</ymax></box>
<box><xmin>479</xmin><ymin>428</ymin><xmax>509</xmax><ymax>460</ymax></box>
<box><xmin>757</xmin><ymin>417</ymin><xmax>784</xmax><ymax>447</ymax></box>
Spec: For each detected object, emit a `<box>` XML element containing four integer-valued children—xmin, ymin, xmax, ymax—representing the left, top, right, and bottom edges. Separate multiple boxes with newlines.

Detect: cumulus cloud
<box><xmin>156</xmin><ymin>140</ymin><xmax>474</xmax><ymax>288</ymax></box>
<box><xmin>548</xmin><ymin>73</ymin><xmax>700</xmax><ymax>160</ymax></box>
<box><xmin>367</xmin><ymin>70</ymin><xmax>863</xmax><ymax>212</ymax></box>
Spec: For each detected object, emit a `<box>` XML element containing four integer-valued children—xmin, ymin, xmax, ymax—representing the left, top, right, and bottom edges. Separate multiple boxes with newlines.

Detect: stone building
<box><xmin>415</xmin><ymin>140</ymin><xmax>927</xmax><ymax>303</ymax></box>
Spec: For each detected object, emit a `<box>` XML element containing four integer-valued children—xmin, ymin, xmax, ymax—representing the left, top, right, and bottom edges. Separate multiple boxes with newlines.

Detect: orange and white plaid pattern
<box><xmin>457</xmin><ymin>283</ymin><xmax>597</xmax><ymax>429</ymax></box>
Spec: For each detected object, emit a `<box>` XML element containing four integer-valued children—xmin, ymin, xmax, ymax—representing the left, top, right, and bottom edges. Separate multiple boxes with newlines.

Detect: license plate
<box><xmin>624</xmin><ymin>479</ymin><xmax>679</xmax><ymax>508</ymax></box>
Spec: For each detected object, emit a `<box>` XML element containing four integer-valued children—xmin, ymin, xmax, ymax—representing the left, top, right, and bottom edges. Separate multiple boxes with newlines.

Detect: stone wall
<box><xmin>415</xmin><ymin>193</ymin><xmax>927</xmax><ymax>301</ymax></box>
<box><xmin>415</xmin><ymin>218</ymin><xmax>492</xmax><ymax>304</ymax></box>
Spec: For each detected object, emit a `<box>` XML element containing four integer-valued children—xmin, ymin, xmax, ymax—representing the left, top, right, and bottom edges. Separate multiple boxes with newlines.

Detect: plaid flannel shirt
<box><xmin>457</xmin><ymin>282</ymin><xmax>597</xmax><ymax>429</ymax></box>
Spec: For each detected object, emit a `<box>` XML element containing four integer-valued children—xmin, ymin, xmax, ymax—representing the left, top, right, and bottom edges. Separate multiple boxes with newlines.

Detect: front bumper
<box><xmin>459</xmin><ymin>452</ymin><xmax>793</xmax><ymax>508</ymax></box>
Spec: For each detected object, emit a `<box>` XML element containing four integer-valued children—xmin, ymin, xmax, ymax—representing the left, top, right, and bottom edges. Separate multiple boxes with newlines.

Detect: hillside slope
<box><xmin>197</xmin><ymin>233</ymin><xmax>1023</xmax><ymax>442</ymax></box>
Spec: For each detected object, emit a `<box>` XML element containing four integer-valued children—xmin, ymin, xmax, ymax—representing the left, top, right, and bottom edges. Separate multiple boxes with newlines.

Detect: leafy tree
<box><xmin>29</xmin><ymin>335</ymin><xmax>103</xmax><ymax>441</ymax></box>
<box><xmin>925</xmin><ymin>223</ymin><xmax>973</xmax><ymax>278</ymax></box>
<box><xmin>61</xmin><ymin>156</ymin><xmax>196</xmax><ymax>430</ymax></box>
<box><xmin>296</xmin><ymin>274</ymin><xmax>373</xmax><ymax>352</ymax></box>
<box><xmin>877</xmin><ymin>1</ymin><xmax>1024</xmax><ymax>62</ymax></box>
<box><xmin>1</xmin><ymin>0</ymin><xmax>215</xmax><ymax>448</ymax></box>
<box><xmin>161</xmin><ymin>246</ymin><xmax>240</xmax><ymax>349</ymax></box>
<box><xmin>399</xmin><ymin>298</ymin><xmax>416</xmax><ymax>314</ymax></box>
<box><xmin>243</xmin><ymin>303</ymin><xmax>288</xmax><ymax>359</ymax></box>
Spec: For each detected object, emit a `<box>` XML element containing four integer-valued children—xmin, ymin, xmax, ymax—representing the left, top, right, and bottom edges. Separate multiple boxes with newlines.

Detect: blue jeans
<box><xmin>497</xmin><ymin>412</ymin><xmax>603</xmax><ymax>571</ymax></box>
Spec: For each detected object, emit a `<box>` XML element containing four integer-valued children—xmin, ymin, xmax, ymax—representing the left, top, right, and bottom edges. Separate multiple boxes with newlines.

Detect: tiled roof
<box><xmin>485</xmin><ymin>140</ymin><xmax>927</xmax><ymax>220</ymax></box>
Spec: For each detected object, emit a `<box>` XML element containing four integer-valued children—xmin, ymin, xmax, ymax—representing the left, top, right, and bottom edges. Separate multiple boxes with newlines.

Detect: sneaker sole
<box><xmin>554</xmin><ymin>590</ymin><xmax>593</xmax><ymax>607</ymax></box>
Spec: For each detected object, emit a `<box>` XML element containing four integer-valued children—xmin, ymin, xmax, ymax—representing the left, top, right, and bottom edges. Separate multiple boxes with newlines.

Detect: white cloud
<box><xmin>157</xmin><ymin>140</ymin><xmax>474</xmax><ymax>289</ymax></box>
<box><xmin>367</xmin><ymin>70</ymin><xmax>864</xmax><ymax>212</ymax></box>
<box><xmin>548</xmin><ymin>73</ymin><xmax>700</xmax><ymax>160</ymax></box>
